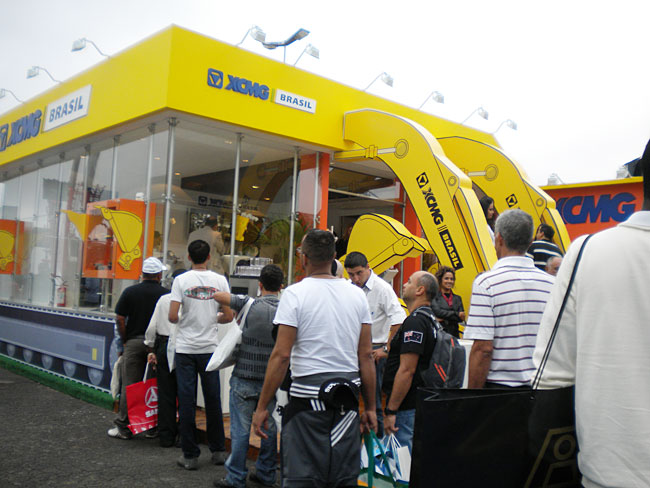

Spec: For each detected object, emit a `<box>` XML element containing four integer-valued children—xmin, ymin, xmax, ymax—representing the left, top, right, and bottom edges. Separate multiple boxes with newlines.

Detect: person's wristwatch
<box><xmin>384</xmin><ymin>407</ymin><xmax>398</xmax><ymax>416</ymax></box>
<box><xmin>382</xmin><ymin>344</ymin><xmax>388</xmax><ymax>353</ymax></box>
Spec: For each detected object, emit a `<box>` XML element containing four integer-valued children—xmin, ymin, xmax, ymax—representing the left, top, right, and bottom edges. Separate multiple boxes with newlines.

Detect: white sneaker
<box><xmin>107</xmin><ymin>426</ymin><xmax>132</xmax><ymax>440</ymax></box>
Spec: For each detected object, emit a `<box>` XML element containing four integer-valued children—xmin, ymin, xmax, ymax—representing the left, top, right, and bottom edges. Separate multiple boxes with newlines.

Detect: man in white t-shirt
<box><xmin>169</xmin><ymin>239</ymin><xmax>233</xmax><ymax>471</ymax></box>
<box><xmin>252</xmin><ymin>229</ymin><xmax>377</xmax><ymax>487</ymax></box>
<box><xmin>345</xmin><ymin>251</ymin><xmax>405</xmax><ymax>437</ymax></box>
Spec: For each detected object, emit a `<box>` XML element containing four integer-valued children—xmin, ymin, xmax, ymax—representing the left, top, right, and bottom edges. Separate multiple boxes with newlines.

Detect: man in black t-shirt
<box><xmin>108</xmin><ymin>257</ymin><xmax>169</xmax><ymax>440</ymax></box>
<box><xmin>382</xmin><ymin>270</ymin><xmax>437</xmax><ymax>453</ymax></box>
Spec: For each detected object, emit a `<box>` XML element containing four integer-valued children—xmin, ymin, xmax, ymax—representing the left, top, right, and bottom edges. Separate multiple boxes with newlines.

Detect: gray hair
<box><xmin>416</xmin><ymin>271</ymin><xmax>439</xmax><ymax>301</ymax></box>
<box><xmin>495</xmin><ymin>209</ymin><xmax>534</xmax><ymax>254</ymax></box>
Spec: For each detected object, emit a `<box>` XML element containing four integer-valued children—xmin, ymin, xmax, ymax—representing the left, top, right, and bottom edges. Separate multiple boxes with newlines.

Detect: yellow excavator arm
<box><xmin>334</xmin><ymin>109</ymin><xmax>497</xmax><ymax>306</ymax></box>
<box><xmin>438</xmin><ymin>136</ymin><xmax>570</xmax><ymax>253</ymax></box>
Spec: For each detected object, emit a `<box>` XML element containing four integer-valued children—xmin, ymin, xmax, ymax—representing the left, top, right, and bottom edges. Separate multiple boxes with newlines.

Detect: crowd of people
<box><xmin>107</xmin><ymin>139</ymin><xmax>649</xmax><ymax>488</ymax></box>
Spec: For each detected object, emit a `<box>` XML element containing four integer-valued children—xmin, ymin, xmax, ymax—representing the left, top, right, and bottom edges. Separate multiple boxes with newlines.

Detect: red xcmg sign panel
<box><xmin>543</xmin><ymin>179</ymin><xmax>643</xmax><ymax>240</ymax></box>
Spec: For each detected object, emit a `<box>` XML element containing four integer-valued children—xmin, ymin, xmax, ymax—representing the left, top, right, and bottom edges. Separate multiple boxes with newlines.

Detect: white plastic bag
<box><xmin>206</xmin><ymin>298</ymin><xmax>254</xmax><ymax>371</ymax></box>
<box><xmin>110</xmin><ymin>355</ymin><xmax>123</xmax><ymax>399</ymax></box>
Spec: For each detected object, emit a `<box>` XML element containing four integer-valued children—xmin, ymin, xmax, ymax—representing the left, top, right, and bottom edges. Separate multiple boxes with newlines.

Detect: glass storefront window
<box><xmin>0</xmin><ymin>174</ymin><xmax>21</xmax><ymax>300</ymax></box>
<box><xmin>0</xmin><ymin>115</ymin><xmax>323</xmax><ymax>310</ymax></box>
<box><xmin>55</xmin><ymin>148</ymin><xmax>89</xmax><ymax>309</ymax></box>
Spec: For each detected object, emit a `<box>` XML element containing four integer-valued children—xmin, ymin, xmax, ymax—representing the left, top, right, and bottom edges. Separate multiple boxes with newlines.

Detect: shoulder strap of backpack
<box><xmin>411</xmin><ymin>306</ymin><xmax>440</xmax><ymax>339</ymax></box>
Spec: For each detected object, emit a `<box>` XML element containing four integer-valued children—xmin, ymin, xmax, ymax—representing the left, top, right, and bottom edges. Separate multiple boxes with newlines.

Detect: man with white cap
<box><xmin>108</xmin><ymin>256</ymin><xmax>169</xmax><ymax>439</ymax></box>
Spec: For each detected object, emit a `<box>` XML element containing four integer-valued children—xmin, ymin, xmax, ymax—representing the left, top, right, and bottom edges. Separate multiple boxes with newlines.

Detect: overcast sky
<box><xmin>1</xmin><ymin>0</ymin><xmax>648</xmax><ymax>186</ymax></box>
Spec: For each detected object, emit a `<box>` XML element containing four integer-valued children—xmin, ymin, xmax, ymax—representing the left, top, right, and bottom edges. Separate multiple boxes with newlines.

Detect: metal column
<box><xmin>161</xmin><ymin>118</ymin><xmax>178</xmax><ymax>274</ymax></box>
<box><xmin>287</xmin><ymin>147</ymin><xmax>299</xmax><ymax>285</ymax></box>
<box><xmin>229</xmin><ymin>134</ymin><xmax>243</xmax><ymax>276</ymax></box>
<box><xmin>142</xmin><ymin>124</ymin><xmax>156</xmax><ymax>264</ymax></box>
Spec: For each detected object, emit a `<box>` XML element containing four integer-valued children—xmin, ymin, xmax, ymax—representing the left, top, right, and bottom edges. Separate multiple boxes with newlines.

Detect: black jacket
<box><xmin>431</xmin><ymin>291</ymin><xmax>464</xmax><ymax>338</ymax></box>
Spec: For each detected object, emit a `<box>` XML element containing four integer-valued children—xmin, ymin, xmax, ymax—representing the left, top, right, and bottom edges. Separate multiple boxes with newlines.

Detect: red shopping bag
<box><xmin>126</xmin><ymin>364</ymin><xmax>158</xmax><ymax>434</ymax></box>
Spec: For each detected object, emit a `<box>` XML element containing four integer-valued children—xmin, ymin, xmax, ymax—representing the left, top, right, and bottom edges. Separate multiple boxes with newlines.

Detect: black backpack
<box><xmin>412</xmin><ymin>306</ymin><xmax>466</xmax><ymax>389</ymax></box>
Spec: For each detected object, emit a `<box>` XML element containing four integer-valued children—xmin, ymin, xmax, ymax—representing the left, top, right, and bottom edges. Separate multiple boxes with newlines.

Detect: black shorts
<box><xmin>281</xmin><ymin>397</ymin><xmax>360</xmax><ymax>487</ymax></box>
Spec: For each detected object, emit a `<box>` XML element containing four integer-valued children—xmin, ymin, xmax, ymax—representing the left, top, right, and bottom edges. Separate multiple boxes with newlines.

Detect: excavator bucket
<box><xmin>334</xmin><ymin>109</ymin><xmax>497</xmax><ymax>306</ymax></box>
<box><xmin>343</xmin><ymin>213</ymin><xmax>432</xmax><ymax>276</ymax></box>
<box><xmin>0</xmin><ymin>230</ymin><xmax>14</xmax><ymax>271</ymax></box>
<box><xmin>95</xmin><ymin>205</ymin><xmax>143</xmax><ymax>271</ymax></box>
<box><xmin>438</xmin><ymin>136</ymin><xmax>571</xmax><ymax>252</ymax></box>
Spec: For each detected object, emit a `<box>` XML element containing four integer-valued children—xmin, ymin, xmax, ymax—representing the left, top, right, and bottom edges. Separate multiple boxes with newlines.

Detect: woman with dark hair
<box><xmin>480</xmin><ymin>195</ymin><xmax>496</xmax><ymax>243</ymax></box>
<box><xmin>431</xmin><ymin>266</ymin><xmax>465</xmax><ymax>338</ymax></box>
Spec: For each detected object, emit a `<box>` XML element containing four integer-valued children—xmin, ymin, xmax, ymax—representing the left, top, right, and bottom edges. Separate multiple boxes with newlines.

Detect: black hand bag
<box><xmin>410</xmin><ymin>236</ymin><xmax>592</xmax><ymax>488</ymax></box>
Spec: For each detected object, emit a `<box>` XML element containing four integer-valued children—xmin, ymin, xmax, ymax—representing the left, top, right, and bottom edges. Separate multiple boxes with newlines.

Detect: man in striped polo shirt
<box><xmin>465</xmin><ymin>209</ymin><xmax>555</xmax><ymax>388</ymax></box>
<box><xmin>526</xmin><ymin>223</ymin><xmax>563</xmax><ymax>271</ymax></box>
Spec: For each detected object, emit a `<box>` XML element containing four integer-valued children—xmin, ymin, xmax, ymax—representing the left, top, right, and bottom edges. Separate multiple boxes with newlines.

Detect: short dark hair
<box><xmin>434</xmin><ymin>266</ymin><xmax>455</xmax><ymax>287</ymax></box>
<box><xmin>205</xmin><ymin>217</ymin><xmax>219</xmax><ymax>228</ymax></box>
<box><xmin>495</xmin><ymin>209</ymin><xmax>534</xmax><ymax>254</ymax></box>
<box><xmin>188</xmin><ymin>239</ymin><xmax>210</xmax><ymax>264</ymax></box>
<box><xmin>416</xmin><ymin>272</ymin><xmax>439</xmax><ymax>301</ymax></box>
<box><xmin>538</xmin><ymin>223</ymin><xmax>555</xmax><ymax>240</ymax></box>
<box><xmin>142</xmin><ymin>272</ymin><xmax>160</xmax><ymax>280</ymax></box>
<box><xmin>344</xmin><ymin>251</ymin><xmax>368</xmax><ymax>269</ymax></box>
<box><xmin>302</xmin><ymin>229</ymin><xmax>335</xmax><ymax>265</ymax></box>
<box><xmin>642</xmin><ymin>139</ymin><xmax>650</xmax><ymax>201</ymax></box>
<box><xmin>260</xmin><ymin>264</ymin><xmax>283</xmax><ymax>292</ymax></box>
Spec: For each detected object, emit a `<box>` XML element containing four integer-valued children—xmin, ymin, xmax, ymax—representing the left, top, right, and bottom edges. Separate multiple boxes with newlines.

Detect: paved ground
<box><xmin>0</xmin><ymin>366</ymin><xmax>271</xmax><ymax>487</ymax></box>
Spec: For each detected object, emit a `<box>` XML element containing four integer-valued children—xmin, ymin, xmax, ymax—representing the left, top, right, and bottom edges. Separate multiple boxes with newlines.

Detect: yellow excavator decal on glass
<box><xmin>0</xmin><ymin>230</ymin><xmax>15</xmax><ymax>270</ymax></box>
<box><xmin>334</xmin><ymin>109</ymin><xmax>497</xmax><ymax>305</ymax></box>
<box><xmin>62</xmin><ymin>210</ymin><xmax>88</xmax><ymax>240</ymax></box>
<box><xmin>95</xmin><ymin>205</ymin><xmax>143</xmax><ymax>271</ymax></box>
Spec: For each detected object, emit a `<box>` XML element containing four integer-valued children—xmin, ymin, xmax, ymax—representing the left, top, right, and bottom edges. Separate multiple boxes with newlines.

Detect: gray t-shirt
<box><xmin>231</xmin><ymin>294</ymin><xmax>279</xmax><ymax>381</ymax></box>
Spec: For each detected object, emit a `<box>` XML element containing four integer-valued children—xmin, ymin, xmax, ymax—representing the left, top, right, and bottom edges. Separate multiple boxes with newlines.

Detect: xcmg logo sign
<box><xmin>415</xmin><ymin>171</ymin><xmax>464</xmax><ymax>270</ymax></box>
<box><xmin>0</xmin><ymin>110</ymin><xmax>42</xmax><ymax>152</ymax></box>
<box><xmin>555</xmin><ymin>193</ymin><xmax>636</xmax><ymax>225</ymax></box>
<box><xmin>207</xmin><ymin>68</ymin><xmax>270</xmax><ymax>100</ymax></box>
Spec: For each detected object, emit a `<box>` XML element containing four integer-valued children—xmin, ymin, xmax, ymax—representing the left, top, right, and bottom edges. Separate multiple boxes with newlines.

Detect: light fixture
<box><xmin>264</xmin><ymin>197</ymin><xmax>270</xmax><ymax>201</ymax></box>
<box><xmin>242</xmin><ymin>159</ymin><xmax>249</xmax><ymax>163</ymax></box>
<box><xmin>364</xmin><ymin>72</ymin><xmax>394</xmax><ymax>91</ymax></box>
<box><xmin>0</xmin><ymin>88</ymin><xmax>24</xmax><ymax>103</ymax></box>
<box><xmin>293</xmin><ymin>44</ymin><xmax>320</xmax><ymax>66</ymax></box>
<box><xmin>461</xmin><ymin>106</ymin><xmax>489</xmax><ymax>124</ymax></box>
<box><xmin>261</xmin><ymin>28</ymin><xmax>310</xmax><ymax>63</ymax></box>
<box><xmin>493</xmin><ymin>119</ymin><xmax>518</xmax><ymax>133</ymax></box>
<box><xmin>237</xmin><ymin>25</ymin><xmax>266</xmax><ymax>46</ymax></box>
<box><xmin>418</xmin><ymin>90</ymin><xmax>444</xmax><ymax>109</ymax></box>
<box><xmin>71</xmin><ymin>38</ymin><xmax>109</xmax><ymax>58</ymax></box>
<box><xmin>252</xmin><ymin>185</ymin><xmax>259</xmax><ymax>189</ymax></box>
<box><xmin>26</xmin><ymin>66</ymin><xmax>61</xmax><ymax>83</ymax></box>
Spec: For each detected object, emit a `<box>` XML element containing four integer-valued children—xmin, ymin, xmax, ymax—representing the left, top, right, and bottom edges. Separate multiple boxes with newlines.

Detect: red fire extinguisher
<box><xmin>56</xmin><ymin>280</ymin><xmax>67</xmax><ymax>307</ymax></box>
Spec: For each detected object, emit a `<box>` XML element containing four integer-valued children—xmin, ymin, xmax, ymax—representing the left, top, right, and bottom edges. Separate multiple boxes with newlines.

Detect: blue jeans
<box><xmin>225</xmin><ymin>376</ymin><xmax>277</xmax><ymax>488</ymax></box>
<box><xmin>394</xmin><ymin>409</ymin><xmax>415</xmax><ymax>454</ymax></box>
<box><xmin>176</xmin><ymin>352</ymin><xmax>226</xmax><ymax>459</ymax></box>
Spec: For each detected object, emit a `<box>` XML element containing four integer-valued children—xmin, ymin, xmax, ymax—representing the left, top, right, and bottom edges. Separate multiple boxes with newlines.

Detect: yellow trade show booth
<box><xmin>0</xmin><ymin>26</ymin><xmax>565</xmax><ymax>390</ymax></box>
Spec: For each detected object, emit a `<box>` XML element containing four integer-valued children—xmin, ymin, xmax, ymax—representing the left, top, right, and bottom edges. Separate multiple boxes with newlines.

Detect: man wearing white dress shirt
<box><xmin>345</xmin><ymin>251</ymin><xmax>406</xmax><ymax>437</ymax></box>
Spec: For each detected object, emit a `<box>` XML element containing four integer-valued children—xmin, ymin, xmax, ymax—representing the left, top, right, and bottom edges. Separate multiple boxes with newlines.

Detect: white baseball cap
<box><xmin>142</xmin><ymin>257</ymin><xmax>168</xmax><ymax>274</ymax></box>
